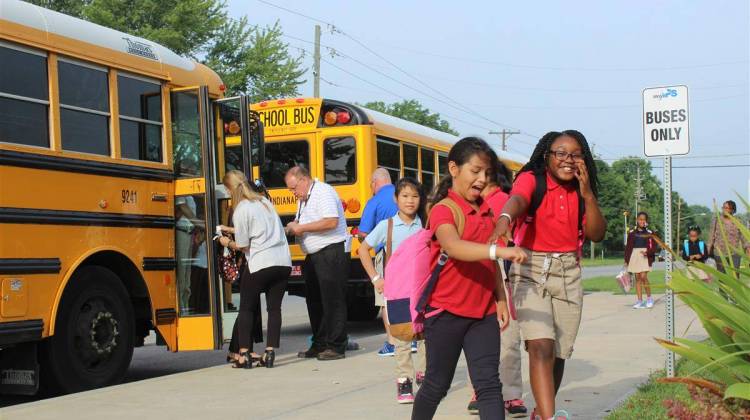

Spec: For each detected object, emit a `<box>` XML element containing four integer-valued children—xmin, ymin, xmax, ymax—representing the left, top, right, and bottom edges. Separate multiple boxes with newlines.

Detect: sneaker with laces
<box><xmin>415</xmin><ymin>371</ymin><xmax>425</xmax><ymax>386</ymax></box>
<box><xmin>411</xmin><ymin>340</ymin><xmax>418</xmax><ymax>353</ymax></box>
<box><xmin>397</xmin><ymin>378</ymin><xmax>415</xmax><ymax>404</ymax></box>
<box><xmin>377</xmin><ymin>341</ymin><xmax>395</xmax><ymax>357</ymax></box>
<box><xmin>466</xmin><ymin>393</ymin><xmax>479</xmax><ymax>414</ymax></box>
<box><xmin>632</xmin><ymin>300</ymin><xmax>645</xmax><ymax>309</ymax></box>
<box><xmin>505</xmin><ymin>399</ymin><xmax>528</xmax><ymax>418</ymax></box>
<box><xmin>646</xmin><ymin>297</ymin><xmax>654</xmax><ymax>308</ymax></box>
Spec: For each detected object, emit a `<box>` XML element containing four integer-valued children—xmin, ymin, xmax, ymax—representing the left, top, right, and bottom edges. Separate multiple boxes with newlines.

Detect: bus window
<box><xmin>171</xmin><ymin>91</ymin><xmax>204</xmax><ymax>178</ymax></box>
<box><xmin>118</xmin><ymin>74</ymin><xmax>163</xmax><ymax>162</ymax></box>
<box><xmin>324</xmin><ymin>136</ymin><xmax>356</xmax><ymax>185</ymax></box>
<box><xmin>0</xmin><ymin>43</ymin><xmax>49</xmax><ymax>147</ymax></box>
<box><xmin>376</xmin><ymin>137</ymin><xmax>400</xmax><ymax>183</ymax></box>
<box><xmin>421</xmin><ymin>148</ymin><xmax>435</xmax><ymax>190</ymax></box>
<box><xmin>438</xmin><ymin>152</ymin><xmax>448</xmax><ymax>180</ymax></box>
<box><xmin>261</xmin><ymin>140</ymin><xmax>309</xmax><ymax>188</ymax></box>
<box><xmin>403</xmin><ymin>143</ymin><xmax>418</xmax><ymax>180</ymax></box>
<box><xmin>58</xmin><ymin>59</ymin><xmax>110</xmax><ymax>156</ymax></box>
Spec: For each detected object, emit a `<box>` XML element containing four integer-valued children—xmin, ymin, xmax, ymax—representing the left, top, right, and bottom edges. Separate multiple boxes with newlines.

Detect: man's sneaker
<box><xmin>316</xmin><ymin>349</ymin><xmax>345</xmax><ymax>361</ymax></box>
<box><xmin>411</xmin><ymin>340</ymin><xmax>418</xmax><ymax>353</ymax></box>
<box><xmin>467</xmin><ymin>393</ymin><xmax>479</xmax><ymax>414</ymax></box>
<box><xmin>377</xmin><ymin>341</ymin><xmax>395</xmax><ymax>357</ymax></box>
<box><xmin>553</xmin><ymin>409</ymin><xmax>570</xmax><ymax>419</ymax></box>
<box><xmin>504</xmin><ymin>399</ymin><xmax>528</xmax><ymax>418</ymax></box>
<box><xmin>415</xmin><ymin>371</ymin><xmax>425</xmax><ymax>386</ymax></box>
<box><xmin>646</xmin><ymin>297</ymin><xmax>654</xmax><ymax>308</ymax></box>
<box><xmin>632</xmin><ymin>300</ymin><xmax>645</xmax><ymax>309</ymax></box>
<box><xmin>397</xmin><ymin>378</ymin><xmax>415</xmax><ymax>404</ymax></box>
<box><xmin>297</xmin><ymin>347</ymin><xmax>322</xmax><ymax>358</ymax></box>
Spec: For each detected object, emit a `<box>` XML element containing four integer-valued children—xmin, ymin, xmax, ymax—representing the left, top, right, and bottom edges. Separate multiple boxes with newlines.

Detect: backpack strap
<box><xmin>435</xmin><ymin>198</ymin><xmax>465</xmax><ymax>238</ymax></box>
<box><xmin>385</xmin><ymin>217</ymin><xmax>394</xmax><ymax>266</ymax></box>
<box><xmin>683</xmin><ymin>240</ymin><xmax>689</xmax><ymax>256</ymax></box>
<box><xmin>527</xmin><ymin>172</ymin><xmax>547</xmax><ymax>217</ymax></box>
<box><xmin>699</xmin><ymin>240</ymin><xmax>705</xmax><ymax>255</ymax></box>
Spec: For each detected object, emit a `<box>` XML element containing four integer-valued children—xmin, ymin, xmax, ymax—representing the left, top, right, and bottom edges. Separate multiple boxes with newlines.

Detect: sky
<box><xmin>229</xmin><ymin>0</ymin><xmax>750</xmax><ymax>208</ymax></box>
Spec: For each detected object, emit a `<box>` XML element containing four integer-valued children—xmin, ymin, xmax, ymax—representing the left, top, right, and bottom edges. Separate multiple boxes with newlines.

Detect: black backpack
<box><xmin>525</xmin><ymin>172</ymin><xmax>586</xmax><ymax>238</ymax></box>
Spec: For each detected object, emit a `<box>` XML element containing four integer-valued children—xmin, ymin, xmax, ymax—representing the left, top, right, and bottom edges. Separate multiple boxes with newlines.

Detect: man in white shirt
<box><xmin>285</xmin><ymin>166</ymin><xmax>349</xmax><ymax>361</ymax></box>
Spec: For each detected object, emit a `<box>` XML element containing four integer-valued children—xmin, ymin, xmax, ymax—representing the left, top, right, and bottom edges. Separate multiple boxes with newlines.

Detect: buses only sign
<box><xmin>642</xmin><ymin>85</ymin><xmax>690</xmax><ymax>157</ymax></box>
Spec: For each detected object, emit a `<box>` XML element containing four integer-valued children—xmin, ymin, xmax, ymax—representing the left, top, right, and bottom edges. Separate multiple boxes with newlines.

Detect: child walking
<box><xmin>491</xmin><ymin>130</ymin><xmax>606</xmax><ymax>420</ymax></box>
<box><xmin>625</xmin><ymin>212</ymin><xmax>657</xmax><ymax>309</ymax></box>
<box><xmin>411</xmin><ymin>137</ymin><xmax>526</xmax><ymax>420</ymax></box>
<box><xmin>358</xmin><ymin>177</ymin><xmax>427</xmax><ymax>404</ymax></box>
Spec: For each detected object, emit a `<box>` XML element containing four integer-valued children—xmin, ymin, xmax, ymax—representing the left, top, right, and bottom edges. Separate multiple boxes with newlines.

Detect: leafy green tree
<box><xmin>27</xmin><ymin>0</ymin><xmax>91</xmax><ymax>17</ymax></box>
<box><xmin>203</xmin><ymin>20</ymin><xmax>306</xmax><ymax>101</ymax></box>
<box><xmin>362</xmin><ymin>100</ymin><xmax>459</xmax><ymax>136</ymax></box>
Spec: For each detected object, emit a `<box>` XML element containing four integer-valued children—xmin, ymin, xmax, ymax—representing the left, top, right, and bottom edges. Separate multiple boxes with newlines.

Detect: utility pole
<box><xmin>489</xmin><ymin>130</ymin><xmax>520</xmax><ymax>151</ymax></box>
<box><xmin>313</xmin><ymin>25</ymin><xmax>321</xmax><ymax>98</ymax></box>
<box><xmin>634</xmin><ymin>165</ymin><xmax>645</xmax><ymax>216</ymax></box>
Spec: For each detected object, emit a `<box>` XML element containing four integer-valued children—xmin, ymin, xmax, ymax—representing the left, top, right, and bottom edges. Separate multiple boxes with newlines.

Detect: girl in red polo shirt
<box><xmin>412</xmin><ymin>137</ymin><xmax>526</xmax><ymax>420</ymax></box>
<box><xmin>492</xmin><ymin>130</ymin><xmax>606</xmax><ymax>420</ymax></box>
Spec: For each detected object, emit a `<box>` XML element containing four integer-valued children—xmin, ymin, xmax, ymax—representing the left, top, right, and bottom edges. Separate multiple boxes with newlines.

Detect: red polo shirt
<box><xmin>511</xmin><ymin>171</ymin><xmax>582</xmax><ymax>253</ymax></box>
<box><xmin>427</xmin><ymin>189</ymin><xmax>497</xmax><ymax>319</ymax></box>
<box><xmin>485</xmin><ymin>188</ymin><xmax>509</xmax><ymax>218</ymax></box>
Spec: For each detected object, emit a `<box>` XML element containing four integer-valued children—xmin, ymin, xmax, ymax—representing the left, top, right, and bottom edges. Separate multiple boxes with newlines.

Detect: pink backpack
<box><xmin>384</xmin><ymin>198</ymin><xmax>465</xmax><ymax>341</ymax></box>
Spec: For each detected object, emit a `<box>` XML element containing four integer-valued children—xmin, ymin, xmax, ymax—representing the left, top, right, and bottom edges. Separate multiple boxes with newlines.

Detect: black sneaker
<box><xmin>297</xmin><ymin>347</ymin><xmax>322</xmax><ymax>359</ymax></box>
<box><xmin>316</xmin><ymin>349</ymin><xmax>345</xmax><ymax>361</ymax></box>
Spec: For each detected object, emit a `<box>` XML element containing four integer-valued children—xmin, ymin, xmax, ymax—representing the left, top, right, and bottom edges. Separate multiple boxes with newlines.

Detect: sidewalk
<box><xmin>1</xmin><ymin>293</ymin><xmax>704</xmax><ymax>420</ymax></box>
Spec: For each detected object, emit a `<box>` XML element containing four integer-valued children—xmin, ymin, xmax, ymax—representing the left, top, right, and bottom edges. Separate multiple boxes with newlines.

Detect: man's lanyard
<box><xmin>296</xmin><ymin>181</ymin><xmax>316</xmax><ymax>221</ymax></box>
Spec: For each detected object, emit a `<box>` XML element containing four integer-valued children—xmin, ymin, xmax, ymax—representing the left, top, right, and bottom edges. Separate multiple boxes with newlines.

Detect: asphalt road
<box><xmin>2</xmin><ymin>263</ymin><xmax>635</xmax><ymax>408</ymax></box>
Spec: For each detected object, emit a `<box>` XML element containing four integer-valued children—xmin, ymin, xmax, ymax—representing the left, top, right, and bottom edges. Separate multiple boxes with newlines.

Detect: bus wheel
<box><xmin>42</xmin><ymin>266</ymin><xmax>134</xmax><ymax>394</ymax></box>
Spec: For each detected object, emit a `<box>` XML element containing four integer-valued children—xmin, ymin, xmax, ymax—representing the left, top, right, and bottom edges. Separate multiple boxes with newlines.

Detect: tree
<box><xmin>84</xmin><ymin>0</ymin><xmax>226</xmax><ymax>57</ymax></box>
<box><xmin>203</xmin><ymin>20</ymin><xmax>306</xmax><ymax>101</ymax></box>
<box><xmin>28</xmin><ymin>0</ymin><xmax>91</xmax><ymax>17</ymax></box>
<box><xmin>362</xmin><ymin>100</ymin><xmax>459</xmax><ymax>136</ymax></box>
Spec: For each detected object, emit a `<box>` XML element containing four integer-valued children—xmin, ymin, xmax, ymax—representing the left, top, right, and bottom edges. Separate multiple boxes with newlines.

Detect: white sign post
<box><xmin>643</xmin><ymin>85</ymin><xmax>690</xmax><ymax>378</ymax></box>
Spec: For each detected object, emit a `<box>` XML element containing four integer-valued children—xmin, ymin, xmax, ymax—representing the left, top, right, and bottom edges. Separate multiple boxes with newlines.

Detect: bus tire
<box><xmin>41</xmin><ymin>265</ymin><xmax>135</xmax><ymax>394</ymax></box>
<box><xmin>347</xmin><ymin>298</ymin><xmax>380</xmax><ymax>321</ymax></box>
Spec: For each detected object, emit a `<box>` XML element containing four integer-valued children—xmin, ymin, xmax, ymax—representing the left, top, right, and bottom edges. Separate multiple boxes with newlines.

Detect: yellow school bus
<box><xmin>0</xmin><ymin>1</ymin><xmax>262</xmax><ymax>395</ymax></box>
<box><xmin>237</xmin><ymin>98</ymin><xmax>525</xmax><ymax>320</ymax></box>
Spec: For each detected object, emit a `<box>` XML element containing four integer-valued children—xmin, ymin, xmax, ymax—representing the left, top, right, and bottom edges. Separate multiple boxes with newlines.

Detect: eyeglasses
<box><xmin>548</xmin><ymin>150</ymin><xmax>584</xmax><ymax>162</ymax></box>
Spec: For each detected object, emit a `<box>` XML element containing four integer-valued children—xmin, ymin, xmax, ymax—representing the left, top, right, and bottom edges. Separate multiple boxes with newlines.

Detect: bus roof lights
<box><xmin>277</xmin><ymin>99</ymin><xmax>286</xmax><ymax>105</ymax></box>
<box><xmin>336</xmin><ymin>111</ymin><xmax>351</xmax><ymax>125</ymax></box>
<box><xmin>295</xmin><ymin>98</ymin><xmax>305</xmax><ymax>103</ymax></box>
<box><xmin>324</xmin><ymin>111</ymin><xmax>338</xmax><ymax>126</ymax></box>
<box><xmin>259</xmin><ymin>101</ymin><xmax>268</xmax><ymax>107</ymax></box>
<box><xmin>219</xmin><ymin>84</ymin><xmax>226</xmax><ymax>91</ymax></box>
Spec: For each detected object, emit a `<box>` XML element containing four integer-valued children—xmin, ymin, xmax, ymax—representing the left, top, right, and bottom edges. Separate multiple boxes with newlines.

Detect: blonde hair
<box><xmin>222</xmin><ymin>170</ymin><xmax>269</xmax><ymax>210</ymax></box>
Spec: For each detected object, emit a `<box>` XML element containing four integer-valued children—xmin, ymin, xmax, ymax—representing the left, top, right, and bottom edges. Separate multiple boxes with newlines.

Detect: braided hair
<box><xmin>518</xmin><ymin>130</ymin><xmax>599</xmax><ymax>198</ymax></box>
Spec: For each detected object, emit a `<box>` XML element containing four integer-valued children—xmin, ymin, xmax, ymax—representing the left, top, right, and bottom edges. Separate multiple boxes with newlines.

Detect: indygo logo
<box><xmin>652</xmin><ymin>88</ymin><xmax>678</xmax><ymax>100</ymax></box>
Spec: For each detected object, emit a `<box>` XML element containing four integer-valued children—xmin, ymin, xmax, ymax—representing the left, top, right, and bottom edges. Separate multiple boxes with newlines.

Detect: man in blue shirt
<box><xmin>358</xmin><ymin>168</ymin><xmax>398</xmax><ymax>243</ymax></box>
<box><xmin>358</xmin><ymin>168</ymin><xmax>398</xmax><ymax>356</ymax></box>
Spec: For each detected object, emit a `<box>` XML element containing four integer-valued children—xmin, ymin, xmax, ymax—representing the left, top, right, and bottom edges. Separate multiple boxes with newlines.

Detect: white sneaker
<box><xmin>632</xmin><ymin>301</ymin><xmax>644</xmax><ymax>309</ymax></box>
<box><xmin>646</xmin><ymin>297</ymin><xmax>654</xmax><ymax>308</ymax></box>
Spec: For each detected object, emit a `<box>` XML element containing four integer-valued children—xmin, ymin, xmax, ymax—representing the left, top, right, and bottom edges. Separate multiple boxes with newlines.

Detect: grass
<box><xmin>605</xmin><ymin>358</ymin><xmax>704</xmax><ymax>419</ymax></box>
<box><xmin>584</xmin><ymin>270</ymin><xmax>666</xmax><ymax>294</ymax></box>
<box><xmin>580</xmin><ymin>257</ymin><xmax>624</xmax><ymax>267</ymax></box>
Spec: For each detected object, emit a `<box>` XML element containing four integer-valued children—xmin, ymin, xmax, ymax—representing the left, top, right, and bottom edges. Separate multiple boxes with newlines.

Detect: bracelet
<box><xmin>499</xmin><ymin>213</ymin><xmax>513</xmax><ymax>223</ymax></box>
<box><xmin>489</xmin><ymin>243</ymin><xmax>497</xmax><ymax>260</ymax></box>
<box><xmin>371</xmin><ymin>274</ymin><xmax>381</xmax><ymax>284</ymax></box>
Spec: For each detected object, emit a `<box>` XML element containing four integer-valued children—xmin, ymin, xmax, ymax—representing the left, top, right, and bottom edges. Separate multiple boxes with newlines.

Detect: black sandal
<box><xmin>231</xmin><ymin>351</ymin><xmax>253</xmax><ymax>369</ymax></box>
<box><xmin>262</xmin><ymin>349</ymin><xmax>275</xmax><ymax>368</ymax></box>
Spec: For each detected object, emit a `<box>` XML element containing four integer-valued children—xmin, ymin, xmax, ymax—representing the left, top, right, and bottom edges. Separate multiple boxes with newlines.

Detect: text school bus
<box><xmin>243</xmin><ymin>98</ymin><xmax>525</xmax><ymax>320</ymax></box>
<box><xmin>0</xmin><ymin>1</ymin><xmax>264</xmax><ymax>395</ymax></box>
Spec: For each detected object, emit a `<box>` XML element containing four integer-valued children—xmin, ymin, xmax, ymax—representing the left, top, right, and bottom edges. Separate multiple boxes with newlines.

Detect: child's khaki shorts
<box><xmin>510</xmin><ymin>248</ymin><xmax>583</xmax><ymax>359</ymax></box>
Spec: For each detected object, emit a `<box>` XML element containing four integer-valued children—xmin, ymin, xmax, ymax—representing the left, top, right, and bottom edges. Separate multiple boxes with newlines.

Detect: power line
<box><xmin>600</xmin><ymin>153</ymin><xmax>750</xmax><ymax>161</ymax></box>
<box><xmin>652</xmin><ymin>164</ymin><xmax>750</xmax><ymax>169</ymax></box>
<box><xmin>256</xmin><ymin>0</ymin><xmax>539</xmax><ymax>139</ymax></box>
<box><xmin>350</xmin><ymin>41</ymin><xmax>749</xmax><ymax>72</ymax></box>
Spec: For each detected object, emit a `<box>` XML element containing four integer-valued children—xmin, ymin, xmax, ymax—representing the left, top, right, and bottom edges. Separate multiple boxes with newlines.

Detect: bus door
<box><xmin>170</xmin><ymin>86</ymin><xmax>222</xmax><ymax>350</ymax></box>
<box><xmin>213</xmin><ymin>96</ymin><xmax>265</xmax><ymax>344</ymax></box>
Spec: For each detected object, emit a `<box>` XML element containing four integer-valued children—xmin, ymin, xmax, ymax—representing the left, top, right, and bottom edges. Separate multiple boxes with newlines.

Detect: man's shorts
<box><xmin>510</xmin><ymin>248</ymin><xmax>583</xmax><ymax>359</ymax></box>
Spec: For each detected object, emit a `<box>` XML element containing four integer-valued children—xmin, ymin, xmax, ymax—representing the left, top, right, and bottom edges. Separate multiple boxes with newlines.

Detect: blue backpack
<box><xmin>683</xmin><ymin>240</ymin><xmax>705</xmax><ymax>257</ymax></box>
